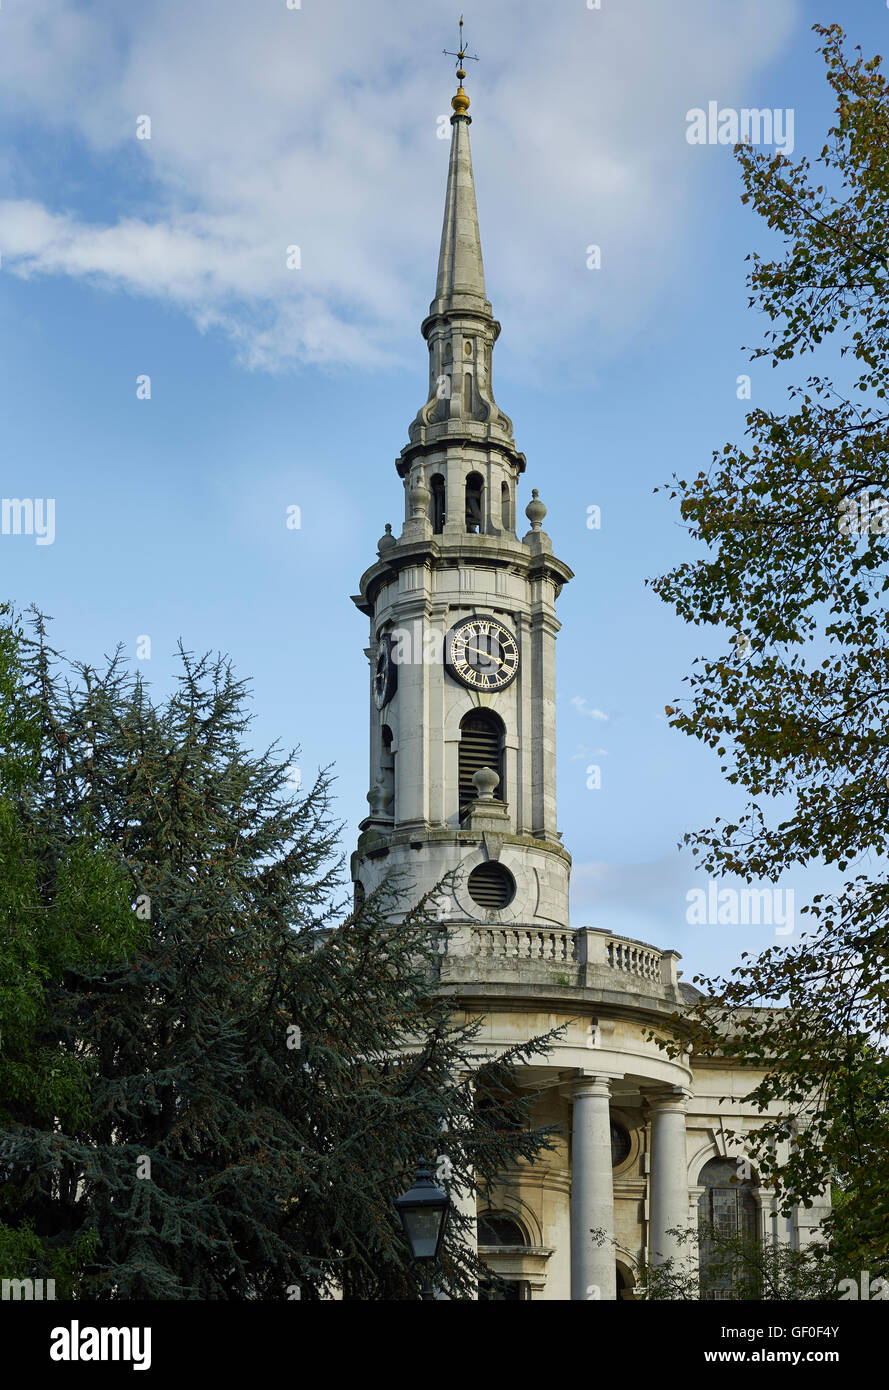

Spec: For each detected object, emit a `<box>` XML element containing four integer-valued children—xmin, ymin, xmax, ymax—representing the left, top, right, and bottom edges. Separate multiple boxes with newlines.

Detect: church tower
<box><xmin>349</xmin><ymin>51</ymin><xmax>831</xmax><ymax>1301</ymax></box>
<box><xmin>351</xmin><ymin>65</ymin><xmax>573</xmax><ymax>932</ymax></box>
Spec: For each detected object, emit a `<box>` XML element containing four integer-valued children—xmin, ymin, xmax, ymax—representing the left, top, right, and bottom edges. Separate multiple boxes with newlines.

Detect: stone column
<box><xmin>648</xmin><ymin>1088</ymin><xmax>690</xmax><ymax>1265</ymax></box>
<box><xmin>570</xmin><ymin>1074</ymin><xmax>616</xmax><ymax>1300</ymax></box>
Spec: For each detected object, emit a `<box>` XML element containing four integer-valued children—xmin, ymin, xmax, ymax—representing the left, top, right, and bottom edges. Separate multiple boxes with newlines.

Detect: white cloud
<box><xmin>0</xmin><ymin>0</ymin><xmax>799</xmax><ymax>372</ymax></box>
<box><xmin>571</xmin><ymin>696</ymin><xmax>608</xmax><ymax>721</ymax></box>
<box><xmin>570</xmin><ymin>744</ymin><xmax>608</xmax><ymax>760</ymax></box>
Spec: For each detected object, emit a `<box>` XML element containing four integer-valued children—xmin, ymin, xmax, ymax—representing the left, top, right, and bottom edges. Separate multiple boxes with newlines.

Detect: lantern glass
<box><xmin>399</xmin><ymin>1205</ymin><xmax>445</xmax><ymax>1261</ymax></box>
<box><xmin>395</xmin><ymin>1162</ymin><xmax>452</xmax><ymax>1264</ymax></box>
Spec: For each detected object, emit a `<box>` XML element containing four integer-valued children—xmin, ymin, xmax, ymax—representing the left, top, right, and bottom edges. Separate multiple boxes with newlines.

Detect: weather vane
<box><xmin>443</xmin><ymin>15</ymin><xmax>479</xmax><ymax>83</ymax></box>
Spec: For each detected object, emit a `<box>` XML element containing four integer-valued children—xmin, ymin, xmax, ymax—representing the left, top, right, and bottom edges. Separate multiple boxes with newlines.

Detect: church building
<box><xmin>349</xmin><ymin>61</ymin><xmax>829</xmax><ymax>1301</ymax></box>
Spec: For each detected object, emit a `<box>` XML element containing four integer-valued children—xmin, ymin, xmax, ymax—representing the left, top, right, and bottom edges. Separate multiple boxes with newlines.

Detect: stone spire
<box><xmin>403</xmin><ymin>63</ymin><xmax>516</xmax><ymax>458</ymax></box>
<box><xmin>427</xmin><ymin>88</ymin><xmax>491</xmax><ymax>322</ymax></box>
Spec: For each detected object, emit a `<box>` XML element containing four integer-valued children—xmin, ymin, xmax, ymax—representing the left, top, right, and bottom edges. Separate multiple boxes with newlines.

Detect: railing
<box><xmin>605</xmin><ymin>939</ymin><xmax>662</xmax><ymax>983</ymax></box>
<box><xmin>441</xmin><ymin>926</ymin><xmax>678</xmax><ymax>991</ymax></box>
<box><xmin>469</xmin><ymin>927</ymin><xmax>577</xmax><ymax>963</ymax></box>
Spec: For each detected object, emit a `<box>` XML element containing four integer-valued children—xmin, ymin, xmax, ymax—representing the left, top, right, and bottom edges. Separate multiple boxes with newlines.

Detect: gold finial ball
<box><xmin>452</xmin><ymin>85</ymin><xmax>470</xmax><ymax>115</ymax></box>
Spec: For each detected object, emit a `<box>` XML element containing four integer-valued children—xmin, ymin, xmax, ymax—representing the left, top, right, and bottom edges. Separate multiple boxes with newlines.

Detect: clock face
<box><xmin>373</xmin><ymin>636</ymin><xmax>397</xmax><ymax>710</ymax></box>
<box><xmin>446</xmin><ymin>615</ymin><xmax>520</xmax><ymax>692</ymax></box>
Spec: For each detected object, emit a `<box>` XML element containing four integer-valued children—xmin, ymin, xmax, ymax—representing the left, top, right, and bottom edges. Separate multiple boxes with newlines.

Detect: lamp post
<box><xmin>395</xmin><ymin>1159</ymin><xmax>452</xmax><ymax>1300</ymax></box>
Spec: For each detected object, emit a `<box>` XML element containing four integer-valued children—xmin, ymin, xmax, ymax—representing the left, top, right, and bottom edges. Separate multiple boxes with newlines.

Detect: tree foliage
<box><xmin>628</xmin><ymin>1224</ymin><xmax>850</xmax><ymax>1302</ymax></box>
<box><xmin>652</xmin><ymin>25</ymin><xmax>889</xmax><ymax>1272</ymax></box>
<box><xmin>0</xmin><ymin>611</ymin><xmax>558</xmax><ymax>1299</ymax></box>
<box><xmin>0</xmin><ymin>607</ymin><xmax>142</xmax><ymax>1293</ymax></box>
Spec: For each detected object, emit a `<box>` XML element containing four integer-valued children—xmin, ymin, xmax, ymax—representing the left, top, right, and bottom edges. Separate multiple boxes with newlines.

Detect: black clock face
<box><xmin>446</xmin><ymin>615</ymin><xmax>520</xmax><ymax>692</ymax></box>
<box><xmin>373</xmin><ymin>636</ymin><xmax>397</xmax><ymax>710</ymax></box>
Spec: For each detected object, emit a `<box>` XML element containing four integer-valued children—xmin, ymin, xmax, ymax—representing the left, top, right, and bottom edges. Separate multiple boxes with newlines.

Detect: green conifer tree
<box><xmin>0</xmin><ymin>606</ymin><xmax>141</xmax><ymax>1292</ymax></box>
<box><xmin>0</xmin><ymin>613</ymin><xmax>558</xmax><ymax>1300</ymax></box>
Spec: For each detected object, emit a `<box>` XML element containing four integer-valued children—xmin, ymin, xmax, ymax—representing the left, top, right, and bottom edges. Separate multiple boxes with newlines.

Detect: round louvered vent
<box><xmin>468</xmin><ymin>862</ymin><xmax>516</xmax><ymax>911</ymax></box>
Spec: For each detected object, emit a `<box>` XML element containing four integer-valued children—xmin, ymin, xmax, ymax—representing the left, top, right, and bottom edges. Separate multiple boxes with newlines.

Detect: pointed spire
<box><xmin>402</xmin><ymin>45</ymin><xmax>517</xmax><ymax>460</ymax></box>
<box><xmin>427</xmin><ymin>44</ymin><xmax>491</xmax><ymax>322</ymax></box>
<box><xmin>430</xmin><ymin>111</ymin><xmax>491</xmax><ymax>319</ymax></box>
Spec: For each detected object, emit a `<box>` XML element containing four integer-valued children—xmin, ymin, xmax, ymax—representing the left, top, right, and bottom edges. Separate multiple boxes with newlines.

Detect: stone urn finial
<box><xmin>367</xmin><ymin>781</ymin><xmax>389</xmax><ymax>816</ymax></box>
<box><xmin>409</xmin><ymin>467</ymin><xmax>431</xmax><ymax>519</ymax></box>
<box><xmin>525</xmin><ymin>488</ymin><xmax>547</xmax><ymax>532</ymax></box>
<box><xmin>472</xmin><ymin>765</ymin><xmax>500</xmax><ymax>801</ymax></box>
<box><xmin>377</xmin><ymin>522</ymin><xmax>396</xmax><ymax>556</ymax></box>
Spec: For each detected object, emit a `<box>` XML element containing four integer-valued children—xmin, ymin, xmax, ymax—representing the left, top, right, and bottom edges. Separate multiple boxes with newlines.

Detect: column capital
<box><xmin>642</xmin><ymin>1085</ymin><xmax>691</xmax><ymax>1115</ymax></box>
<box><xmin>571</xmin><ymin>1071</ymin><xmax>615</xmax><ymax>1101</ymax></box>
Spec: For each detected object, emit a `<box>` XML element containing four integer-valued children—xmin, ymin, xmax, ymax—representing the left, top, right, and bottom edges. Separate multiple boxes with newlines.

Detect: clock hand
<box><xmin>465</xmin><ymin>645</ymin><xmax>506</xmax><ymax>668</ymax></box>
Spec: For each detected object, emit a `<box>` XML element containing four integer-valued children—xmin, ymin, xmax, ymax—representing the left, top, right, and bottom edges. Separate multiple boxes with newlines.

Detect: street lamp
<box><xmin>395</xmin><ymin>1159</ymin><xmax>452</xmax><ymax>1300</ymax></box>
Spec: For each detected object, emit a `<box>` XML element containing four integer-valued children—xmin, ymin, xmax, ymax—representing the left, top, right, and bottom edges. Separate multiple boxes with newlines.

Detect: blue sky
<box><xmin>0</xmin><ymin>0</ymin><xmax>879</xmax><ymax>985</ymax></box>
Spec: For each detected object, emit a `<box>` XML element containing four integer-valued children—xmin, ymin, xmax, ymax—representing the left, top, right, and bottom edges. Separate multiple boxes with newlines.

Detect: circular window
<box><xmin>468</xmin><ymin>862</ymin><xmax>516</xmax><ymax>910</ymax></box>
<box><xmin>610</xmin><ymin>1121</ymin><xmax>631</xmax><ymax>1168</ymax></box>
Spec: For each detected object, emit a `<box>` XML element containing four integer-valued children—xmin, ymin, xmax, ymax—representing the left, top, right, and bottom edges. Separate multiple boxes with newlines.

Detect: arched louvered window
<box><xmin>697</xmin><ymin>1158</ymin><xmax>759</xmax><ymax>1301</ymax></box>
<box><xmin>458</xmin><ymin>710</ymin><xmax>504</xmax><ymax>811</ymax></box>
<box><xmin>430</xmin><ymin>474</ymin><xmax>446</xmax><ymax>533</ymax></box>
<box><xmin>465</xmin><ymin>472</ymin><xmax>484</xmax><ymax>533</ymax></box>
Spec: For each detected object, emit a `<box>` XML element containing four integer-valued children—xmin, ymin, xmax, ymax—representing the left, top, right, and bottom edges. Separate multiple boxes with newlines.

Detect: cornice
<box><xmin>397</xmin><ymin>433</ymin><xmax>525</xmax><ymax>477</ymax></box>
<box><xmin>352</xmin><ymin>535</ymin><xmax>574</xmax><ymax>616</ymax></box>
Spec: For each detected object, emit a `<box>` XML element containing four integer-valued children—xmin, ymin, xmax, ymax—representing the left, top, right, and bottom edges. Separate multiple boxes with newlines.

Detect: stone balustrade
<box><xmin>439</xmin><ymin>924</ymin><xmax>682</xmax><ymax>1000</ymax></box>
<box><xmin>605</xmin><ymin>938</ymin><xmax>662</xmax><ymax>982</ymax></box>
<box><xmin>468</xmin><ymin>926</ymin><xmax>577</xmax><ymax>963</ymax></box>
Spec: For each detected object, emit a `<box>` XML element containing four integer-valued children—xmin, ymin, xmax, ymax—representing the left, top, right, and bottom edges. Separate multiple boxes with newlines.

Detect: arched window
<box><xmin>465</xmin><ymin>472</ymin><xmax>484</xmax><ymax>534</ymax></box>
<box><xmin>430</xmin><ymin>474</ymin><xmax>446</xmax><ymax>533</ymax></box>
<box><xmin>697</xmin><ymin>1158</ymin><xmax>759</xmax><ymax>1300</ymax></box>
<box><xmin>478</xmin><ymin>1213</ymin><xmax>527</xmax><ymax>1247</ymax></box>
<box><xmin>459</xmin><ymin>710</ymin><xmax>504</xmax><ymax>812</ymax></box>
<box><xmin>478</xmin><ymin>1213</ymin><xmax>531</xmax><ymax>1300</ymax></box>
<box><xmin>463</xmin><ymin>371</ymin><xmax>473</xmax><ymax>416</ymax></box>
<box><xmin>615</xmin><ymin>1263</ymin><xmax>636</xmax><ymax>1301</ymax></box>
<box><xmin>379</xmin><ymin>724</ymin><xmax>395</xmax><ymax>818</ymax></box>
